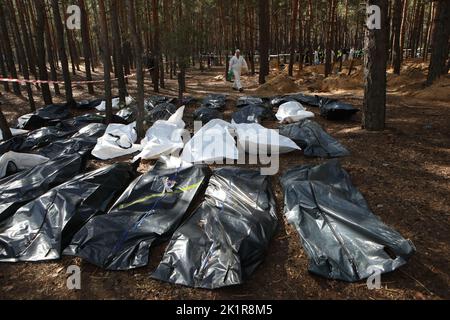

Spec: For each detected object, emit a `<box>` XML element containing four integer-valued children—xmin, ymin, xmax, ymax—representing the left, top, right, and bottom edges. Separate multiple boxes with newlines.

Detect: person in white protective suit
<box><xmin>229</xmin><ymin>49</ymin><xmax>248</xmax><ymax>92</ymax></box>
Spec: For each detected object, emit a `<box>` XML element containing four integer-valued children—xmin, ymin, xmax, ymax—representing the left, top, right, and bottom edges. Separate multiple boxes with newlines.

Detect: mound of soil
<box><xmin>254</xmin><ymin>74</ymin><xmax>300</xmax><ymax>95</ymax></box>
<box><xmin>413</xmin><ymin>76</ymin><xmax>450</xmax><ymax>102</ymax></box>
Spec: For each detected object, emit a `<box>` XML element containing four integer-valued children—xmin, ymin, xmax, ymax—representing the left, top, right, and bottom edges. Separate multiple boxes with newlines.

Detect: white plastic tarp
<box><xmin>96</xmin><ymin>96</ymin><xmax>134</xmax><ymax>111</ymax></box>
<box><xmin>276</xmin><ymin>101</ymin><xmax>314</xmax><ymax>124</ymax></box>
<box><xmin>233</xmin><ymin>122</ymin><xmax>300</xmax><ymax>155</ymax></box>
<box><xmin>181</xmin><ymin>119</ymin><xmax>239</xmax><ymax>163</ymax></box>
<box><xmin>91</xmin><ymin>122</ymin><xmax>142</xmax><ymax>160</ymax></box>
<box><xmin>0</xmin><ymin>128</ymin><xmax>29</xmax><ymax>141</ymax></box>
<box><xmin>0</xmin><ymin>151</ymin><xmax>49</xmax><ymax>178</ymax></box>
<box><xmin>133</xmin><ymin>106</ymin><xmax>186</xmax><ymax>161</ymax></box>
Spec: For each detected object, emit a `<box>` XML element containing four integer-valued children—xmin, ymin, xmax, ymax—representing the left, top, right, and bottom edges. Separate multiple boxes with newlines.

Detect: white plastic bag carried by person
<box><xmin>91</xmin><ymin>122</ymin><xmax>142</xmax><ymax>160</ymax></box>
<box><xmin>96</xmin><ymin>96</ymin><xmax>134</xmax><ymax>111</ymax></box>
<box><xmin>276</xmin><ymin>101</ymin><xmax>314</xmax><ymax>124</ymax></box>
<box><xmin>233</xmin><ymin>122</ymin><xmax>300</xmax><ymax>155</ymax></box>
<box><xmin>0</xmin><ymin>151</ymin><xmax>49</xmax><ymax>178</ymax></box>
<box><xmin>0</xmin><ymin>128</ymin><xmax>29</xmax><ymax>141</ymax></box>
<box><xmin>181</xmin><ymin>119</ymin><xmax>239</xmax><ymax>163</ymax></box>
<box><xmin>133</xmin><ymin>107</ymin><xmax>186</xmax><ymax>161</ymax></box>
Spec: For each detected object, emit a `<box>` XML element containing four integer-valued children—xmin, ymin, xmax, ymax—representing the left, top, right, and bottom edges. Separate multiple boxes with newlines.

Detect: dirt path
<box><xmin>0</xmin><ymin>65</ymin><xmax>449</xmax><ymax>300</ymax></box>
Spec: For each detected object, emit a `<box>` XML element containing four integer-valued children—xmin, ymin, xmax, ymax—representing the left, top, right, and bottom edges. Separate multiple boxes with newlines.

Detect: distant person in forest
<box><xmin>349</xmin><ymin>47</ymin><xmax>355</xmax><ymax>61</ymax></box>
<box><xmin>228</xmin><ymin>49</ymin><xmax>248</xmax><ymax>92</ymax></box>
<box><xmin>314</xmin><ymin>50</ymin><xmax>320</xmax><ymax>65</ymax></box>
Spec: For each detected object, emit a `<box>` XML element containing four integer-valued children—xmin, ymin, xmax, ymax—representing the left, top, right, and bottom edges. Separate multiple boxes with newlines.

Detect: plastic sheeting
<box><xmin>76</xmin><ymin>99</ymin><xmax>103</xmax><ymax>110</ymax></box>
<box><xmin>181</xmin><ymin>119</ymin><xmax>239</xmax><ymax>163</ymax></box>
<box><xmin>133</xmin><ymin>107</ymin><xmax>186</xmax><ymax>161</ymax></box>
<box><xmin>279</xmin><ymin>120</ymin><xmax>350</xmax><ymax>158</ymax></box>
<box><xmin>60</xmin><ymin>113</ymin><xmax>128</xmax><ymax>128</ymax></box>
<box><xmin>64</xmin><ymin>163</ymin><xmax>209</xmax><ymax>270</ymax></box>
<box><xmin>193</xmin><ymin>107</ymin><xmax>222</xmax><ymax>124</ymax></box>
<box><xmin>116</xmin><ymin>107</ymin><xmax>136</xmax><ymax>123</ymax></box>
<box><xmin>0</xmin><ymin>124</ymin><xmax>78</xmax><ymax>155</ymax></box>
<box><xmin>147</xmin><ymin>103</ymin><xmax>178</xmax><ymax>123</ymax></box>
<box><xmin>0</xmin><ymin>128</ymin><xmax>28</xmax><ymax>141</ymax></box>
<box><xmin>0</xmin><ymin>163</ymin><xmax>136</xmax><ymax>262</ymax></box>
<box><xmin>16</xmin><ymin>104</ymin><xmax>71</xmax><ymax>130</ymax></box>
<box><xmin>37</xmin><ymin>123</ymin><xmax>107</xmax><ymax>158</ymax></box>
<box><xmin>152</xmin><ymin>167</ymin><xmax>278</xmax><ymax>289</ymax></box>
<box><xmin>91</xmin><ymin>122</ymin><xmax>142</xmax><ymax>160</ymax></box>
<box><xmin>319</xmin><ymin>97</ymin><xmax>359</xmax><ymax>120</ymax></box>
<box><xmin>95</xmin><ymin>96</ymin><xmax>134</xmax><ymax>111</ymax></box>
<box><xmin>236</xmin><ymin>96</ymin><xmax>265</xmax><ymax>108</ymax></box>
<box><xmin>276</xmin><ymin>101</ymin><xmax>315</xmax><ymax>124</ymax></box>
<box><xmin>201</xmin><ymin>94</ymin><xmax>227</xmax><ymax>110</ymax></box>
<box><xmin>281</xmin><ymin>160</ymin><xmax>415</xmax><ymax>282</ymax></box>
<box><xmin>0</xmin><ymin>152</ymin><xmax>49</xmax><ymax>179</ymax></box>
<box><xmin>0</xmin><ymin>153</ymin><xmax>86</xmax><ymax>223</ymax></box>
<box><xmin>232</xmin><ymin>105</ymin><xmax>274</xmax><ymax>124</ymax></box>
<box><xmin>234</xmin><ymin>122</ymin><xmax>300</xmax><ymax>155</ymax></box>
<box><xmin>145</xmin><ymin>96</ymin><xmax>175</xmax><ymax>110</ymax></box>
<box><xmin>270</xmin><ymin>96</ymin><xmax>297</xmax><ymax>108</ymax></box>
<box><xmin>288</xmin><ymin>93</ymin><xmax>322</xmax><ymax>107</ymax></box>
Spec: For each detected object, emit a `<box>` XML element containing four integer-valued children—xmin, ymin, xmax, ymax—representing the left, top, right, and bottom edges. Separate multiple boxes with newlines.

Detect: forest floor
<box><xmin>0</xmin><ymin>59</ymin><xmax>449</xmax><ymax>300</ymax></box>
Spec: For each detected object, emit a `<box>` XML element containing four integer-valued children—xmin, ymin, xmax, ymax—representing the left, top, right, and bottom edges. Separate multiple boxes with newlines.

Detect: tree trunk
<box><xmin>98</xmin><ymin>0</ymin><xmax>113</xmax><ymax>124</ymax></box>
<box><xmin>0</xmin><ymin>104</ymin><xmax>12</xmax><ymax>140</ymax></box>
<box><xmin>426</xmin><ymin>0</ymin><xmax>450</xmax><ymax>86</ymax></box>
<box><xmin>399</xmin><ymin>0</ymin><xmax>409</xmax><ymax>66</ymax></box>
<box><xmin>111</xmin><ymin>0</ymin><xmax>128</xmax><ymax>103</ymax></box>
<box><xmin>152</xmin><ymin>0</ymin><xmax>160</xmax><ymax>92</ymax></box>
<box><xmin>392</xmin><ymin>0</ymin><xmax>403</xmax><ymax>74</ymax></box>
<box><xmin>45</xmin><ymin>17</ymin><xmax>61</xmax><ymax>95</ymax></box>
<box><xmin>16</xmin><ymin>0</ymin><xmax>38</xmax><ymax>82</ymax></box>
<box><xmin>5</xmin><ymin>0</ymin><xmax>35</xmax><ymax>111</ymax></box>
<box><xmin>51</xmin><ymin>0</ymin><xmax>74</xmax><ymax>105</ymax></box>
<box><xmin>363</xmin><ymin>0</ymin><xmax>389</xmax><ymax>131</ymax></box>
<box><xmin>33</xmin><ymin>0</ymin><xmax>53</xmax><ymax>105</ymax></box>
<box><xmin>78</xmin><ymin>0</ymin><xmax>94</xmax><ymax>94</ymax></box>
<box><xmin>325</xmin><ymin>0</ymin><xmax>336</xmax><ymax>78</ymax></box>
<box><xmin>0</xmin><ymin>43</ymin><xmax>10</xmax><ymax>92</ymax></box>
<box><xmin>289</xmin><ymin>0</ymin><xmax>299</xmax><ymax>77</ymax></box>
<box><xmin>259</xmin><ymin>0</ymin><xmax>270</xmax><ymax>84</ymax></box>
<box><xmin>126</xmin><ymin>0</ymin><xmax>145</xmax><ymax>139</ymax></box>
<box><xmin>0</xmin><ymin>1</ymin><xmax>20</xmax><ymax>95</ymax></box>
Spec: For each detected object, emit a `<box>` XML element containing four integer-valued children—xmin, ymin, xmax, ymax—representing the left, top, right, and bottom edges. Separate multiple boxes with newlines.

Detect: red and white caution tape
<box><xmin>0</xmin><ymin>68</ymin><xmax>153</xmax><ymax>85</ymax></box>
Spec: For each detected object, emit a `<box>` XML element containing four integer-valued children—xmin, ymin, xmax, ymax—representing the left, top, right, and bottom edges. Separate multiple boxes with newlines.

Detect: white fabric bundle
<box><xmin>233</xmin><ymin>122</ymin><xmax>300</xmax><ymax>155</ymax></box>
<box><xmin>134</xmin><ymin>106</ymin><xmax>186</xmax><ymax>161</ymax></box>
<box><xmin>276</xmin><ymin>101</ymin><xmax>314</xmax><ymax>124</ymax></box>
<box><xmin>96</xmin><ymin>96</ymin><xmax>134</xmax><ymax>111</ymax></box>
<box><xmin>91</xmin><ymin>122</ymin><xmax>142</xmax><ymax>160</ymax></box>
<box><xmin>181</xmin><ymin>119</ymin><xmax>239</xmax><ymax>163</ymax></box>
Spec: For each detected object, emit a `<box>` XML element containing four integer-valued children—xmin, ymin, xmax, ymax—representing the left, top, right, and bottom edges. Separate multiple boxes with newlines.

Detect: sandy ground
<box><xmin>0</xmin><ymin>60</ymin><xmax>449</xmax><ymax>300</ymax></box>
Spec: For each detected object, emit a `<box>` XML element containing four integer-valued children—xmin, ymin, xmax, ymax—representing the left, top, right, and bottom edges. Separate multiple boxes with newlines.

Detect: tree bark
<box><xmin>0</xmin><ymin>1</ymin><xmax>20</xmax><ymax>95</ymax></box>
<box><xmin>426</xmin><ymin>0</ymin><xmax>450</xmax><ymax>86</ymax></box>
<box><xmin>392</xmin><ymin>0</ymin><xmax>403</xmax><ymax>74</ymax></box>
<box><xmin>5</xmin><ymin>0</ymin><xmax>35</xmax><ymax>111</ymax></box>
<box><xmin>363</xmin><ymin>0</ymin><xmax>389</xmax><ymax>131</ymax></box>
<box><xmin>98</xmin><ymin>0</ymin><xmax>113</xmax><ymax>123</ymax></box>
<box><xmin>78</xmin><ymin>0</ymin><xmax>94</xmax><ymax>94</ymax></box>
<box><xmin>0</xmin><ymin>104</ymin><xmax>12</xmax><ymax>140</ymax></box>
<box><xmin>259</xmin><ymin>0</ymin><xmax>270</xmax><ymax>84</ymax></box>
<box><xmin>33</xmin><ymin>0</ymin><xmax>53</xmax><ymax>105</ymax></box>
<box><xmin>289</xmin><ymin>0</ymin><xmax>299</xmax><ymax>77</ymax></box>
<box><xmin>111</xmin><ymin>0</ymin><xmax>128</xmax><ymax>103</ymax></box>
<box><xmin>126</xmin><ymin>0</ymin><xmax>145</xmax><ymax>139</ymax></box>
<box><xmin>50</xmin><ymin>0</ymin><xmax>74</xmax><ymax>105</ymax></box>
<box><xmin>152</xmin><ymin>0</ymin><xmax>160</xmax><ymax>93</ymax></box>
